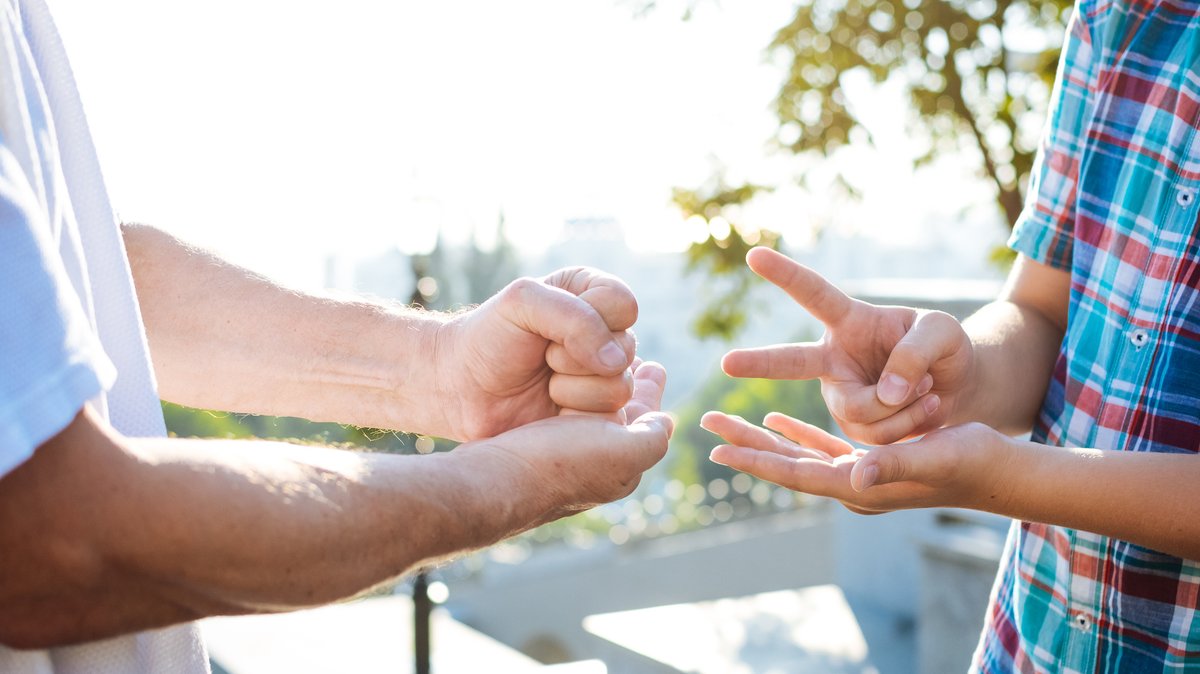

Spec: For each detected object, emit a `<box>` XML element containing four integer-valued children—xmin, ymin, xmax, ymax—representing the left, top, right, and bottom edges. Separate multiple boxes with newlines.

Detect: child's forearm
<box><xmin>949</xmin><ymin>255</ymin><xmax>1069</xmax><ymax>434</ymax></box>
<box><xmin>984</xmin><ymin>436</ymin><xmax>1200</xmax><ymax>561</ymax></box>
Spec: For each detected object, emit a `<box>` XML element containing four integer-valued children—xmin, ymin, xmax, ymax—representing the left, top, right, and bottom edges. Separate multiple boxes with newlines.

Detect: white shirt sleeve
<box><xmin>0</xmin><ymin>141</ymin><xmax>114</xmax><ymax>478</ymax></box>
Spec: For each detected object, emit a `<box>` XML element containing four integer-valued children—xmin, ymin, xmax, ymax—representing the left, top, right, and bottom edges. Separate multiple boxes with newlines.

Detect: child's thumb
<box><xmin>850</xmin><ymin>447</ymin><xmax>911</xmax><ymax>492</ymax></box>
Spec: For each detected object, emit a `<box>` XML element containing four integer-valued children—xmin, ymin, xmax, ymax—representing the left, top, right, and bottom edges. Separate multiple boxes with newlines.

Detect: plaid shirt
<box><xmin>972</xmin><ymin>1</ymin><xmax>1200</xmax><ymax>672</ymax></box>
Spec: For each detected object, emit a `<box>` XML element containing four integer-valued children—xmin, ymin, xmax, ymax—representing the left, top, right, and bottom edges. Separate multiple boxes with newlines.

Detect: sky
<box><xmin>51</xmin><ymin>0</ymin><xmax>1004</xmax><ymax>290</ymax></box>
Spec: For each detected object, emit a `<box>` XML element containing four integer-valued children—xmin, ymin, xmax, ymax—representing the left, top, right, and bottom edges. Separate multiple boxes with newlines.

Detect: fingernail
<box><xmin>857</xmin><ymin>464</ymin><xmax>878</xmax><ymax>491</ymax></box>
<box><xmin>599</xmin><ymin>342</ymin><xmax>627</xmax><ymax>369</ymax></box>
<box><xmin>877</xmin><ymin>374</ymin><xmax>909</xmax><ymax>405</ymax></box>
<box><xmin>923</xmin><ymin>395</ymin><xmax>940</xmax><ymax>415</ymax></box>
<box><xmin>916</xmin><ymin>374</ymin><xmax>933</xmax><ymax>396</ymax></box>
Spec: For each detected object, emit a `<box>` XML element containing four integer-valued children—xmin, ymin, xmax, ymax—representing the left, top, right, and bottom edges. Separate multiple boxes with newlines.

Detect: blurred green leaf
<box><xmin>672</xmin><ymin>175</ymin><xmax>780</xmax><ymax>341</ymax></box>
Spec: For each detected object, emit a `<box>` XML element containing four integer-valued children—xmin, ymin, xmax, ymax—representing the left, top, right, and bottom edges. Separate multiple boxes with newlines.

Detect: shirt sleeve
<box><xmin>1007</xmin><ymin>0</ymin><xmax>1098</xmax><ymax>269</ymax></box>
<box><xmin>0</xmin><ymin>142</ymin><xmax>115</xmax><ymax>479</ymax></box>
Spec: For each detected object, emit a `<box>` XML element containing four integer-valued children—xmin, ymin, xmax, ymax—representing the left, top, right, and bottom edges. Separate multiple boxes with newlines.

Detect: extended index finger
<box><xmin>746</xmin><ymin>247</ymin><xmax>853</xmax><ymax>327</ymax></box>
<box><xmin>721</xmin><ymin>342</ymin><xmax>828</xmax><ymax>380</ymax></box>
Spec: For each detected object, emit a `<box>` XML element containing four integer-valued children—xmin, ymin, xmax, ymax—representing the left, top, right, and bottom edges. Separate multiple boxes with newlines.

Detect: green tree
<box><xmin>672</xmin><ymin>176</ymin><xmax>782</xmax><ymax>340</ymax></box>
<box><xmin>661</xmin><ymin>0</ymin><xmax>1071</xmax><ymax>339</ymax></box>
<box><xmin>770</xmin><ymin>0</ymin><xmax>1070</xmax><ymax>226</ymax></box>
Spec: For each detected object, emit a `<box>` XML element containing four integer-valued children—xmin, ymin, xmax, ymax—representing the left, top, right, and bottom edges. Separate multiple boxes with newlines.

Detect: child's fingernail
<box><xmin>857</xmin><ymin>464</ymin><xmax>879</xmax><ymax>491</ymax></box>
<box><xmin>923</xmin><ymin>395</ymin><xmax>940</xmax><ymax>415</ymax></box>
<box><xmin>877</xmin><ymin>374</ymin><xmax>908</xmax><ymax>405</ymax></box>
<box><xmin>916</xmin><ymin>374</ymin><xmax>933</xmax><ymax>396</ymax></box>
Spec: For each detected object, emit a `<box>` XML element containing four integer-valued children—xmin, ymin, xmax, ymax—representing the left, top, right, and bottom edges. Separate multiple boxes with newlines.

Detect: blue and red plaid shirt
<box><xmin>972</xmin><ymin>1</ymin><xmax>1200</xmax><ymax>672</ymax></box>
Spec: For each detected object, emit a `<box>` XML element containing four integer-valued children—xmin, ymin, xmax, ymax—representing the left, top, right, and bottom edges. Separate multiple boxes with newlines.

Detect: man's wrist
<box><xmin>438</xmin><ymin>439</ymin><xmax>548</xmax><ymax>546</ymax></box>
<box><xmin>369</xmin><ymin>306</ymin><xmax>452</xmax><ymax>436</ymax></box>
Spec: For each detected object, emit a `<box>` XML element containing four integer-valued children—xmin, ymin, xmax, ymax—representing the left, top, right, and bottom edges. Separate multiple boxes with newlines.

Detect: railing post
<box><xmin>414</xmin><ymin>570</ymin><xmax>432</xmax><ymax>674</ymax></box>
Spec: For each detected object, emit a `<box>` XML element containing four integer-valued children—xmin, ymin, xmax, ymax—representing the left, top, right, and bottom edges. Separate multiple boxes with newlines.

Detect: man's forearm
<box><xmin>122</xmin><ymin>223</ymin><xmax>447</xmax><ymax>434</ymax></box>
<box><xmin>0</xmin><ymin>408</ymin><xmax>529</xmax><ymax>648</ymax></box>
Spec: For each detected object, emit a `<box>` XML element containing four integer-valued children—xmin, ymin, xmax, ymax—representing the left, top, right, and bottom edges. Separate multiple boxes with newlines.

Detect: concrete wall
<box><xmin>917</xmin><ymin>513</ymin><xmax>1008</xmax><ymax>674</ymax></box>
<box><xmin>445</xmin><ymin>507</ymin><xmax>835</xmax><ymax>672</ymax></box>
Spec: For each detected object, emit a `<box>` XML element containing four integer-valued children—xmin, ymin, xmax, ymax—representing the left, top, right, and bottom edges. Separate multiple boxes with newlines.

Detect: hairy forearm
<box><xmin>122</xmin><ymin>223</ymin><xmax>447</xmax><ymax>433</ymax></box>
<box><xmin>985</xmin><ymin>437</ymin><xmax>1200</xmax><ymax>561</ymax></box>
<box><xmin>0</xmin><ymin>409</ymin><xmax>530</xmax><ymax>648</ymax></box>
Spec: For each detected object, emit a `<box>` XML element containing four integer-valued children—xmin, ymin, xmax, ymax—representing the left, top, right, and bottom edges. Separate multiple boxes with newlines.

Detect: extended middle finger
<box><xmin>700</xmin><ymin>412</ymin><xmax>834</xmax><ymax>461</ymax></box>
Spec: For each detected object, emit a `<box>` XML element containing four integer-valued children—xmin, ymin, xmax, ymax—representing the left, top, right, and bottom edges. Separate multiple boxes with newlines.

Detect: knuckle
<box><xmin>502</xmin><ymin>277</ymin><xmax>540</xmax><ymax>305</ymax></box>
<box><xmin>544</xmin><ymin>266</ymin><xmax>587</xmax><ymax>288</ymax></box>
<box><xmin>891</xmin><ymin>339</ymin><xmax>921</xmax><ymax>360</ymax></box>
<box><xmin>889</xmin><ymin>342</ymin><xmax>927</xmax><ymax>373</ymax></box>
<box><xmin>592</xmin><ymin>287</ymin><xmax>638</xmax><ymax>327</ymax></box>
<box><xmin>784</xmin><ymin>347</ymin><xmax>810</xmax><ymax>373</ymax></box>
<box><xmin>587</xmin><ymin>377</ymin><xmax>630</xmax><ymax>411</ymax></box>
<box><xmin>600</xmin><ymin>387</ymin><xmax>630</xmax><ymax>412</ymax></box>
<box><xmin>922</xmin><ymin>309</ymin><xmax>957</xmax><ymax>327</ymax></box>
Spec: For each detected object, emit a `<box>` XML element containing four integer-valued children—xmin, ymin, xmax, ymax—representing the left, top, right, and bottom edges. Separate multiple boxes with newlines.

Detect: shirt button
<box><xmin>1179</xmin><ymin>188</ymin><xmax>1196</xmax><ymax>207</ymax></box>
<box><xmin>1075</xmin><ymin>613</ymin><xmax>1093</xmax><ymax>631</ymax></box>
<box><xmin>1130</xmin><ymin>329</ymin><xmax>1150</xmax><ymax>348</ymax></box>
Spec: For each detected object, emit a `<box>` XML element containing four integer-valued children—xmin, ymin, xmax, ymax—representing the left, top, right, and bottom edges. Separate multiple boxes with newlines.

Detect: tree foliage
<box><xmin>772</xmin><ymin>0</ymin><xmax>1070</xmax><ymax>226</ymax></box>
<box><xmin>673</xmin><ymin>176</ymin><xmax>781</xmax><ymax>339</ymax></box>
<box><xmin>665</xmin><ymin>0</ymin><xmax>1070</xmax><ymax>340</ymax></box>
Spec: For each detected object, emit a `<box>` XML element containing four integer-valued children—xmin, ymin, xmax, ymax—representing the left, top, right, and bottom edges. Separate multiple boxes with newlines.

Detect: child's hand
<box><xmin>721</xmin><ymin>247</ymin><xmax>975</xmax><ymax>444</ymax></box>
<box><xmin>701</xmin><ymin>411</ymin><xmax>1012</xmax><ymax>514</ymax></box>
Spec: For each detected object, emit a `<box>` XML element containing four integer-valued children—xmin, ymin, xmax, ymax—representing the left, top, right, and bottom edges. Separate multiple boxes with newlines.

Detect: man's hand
<box><xmin>123</xmin><ymin>226</ymin><xmax>648</xmax><ymax>440</ymax></box>
<box><xmin>0</xmin><ymin>362</ymin><xmax>672</xmax><ymax>649</ymax></box>
<box><xmin>432</xmin><ymin>267</ymin><xmax>640</xmax><ymax>441</ymax></box>
<box><xmin>701</xmin><ymin>411</ymin><xmax>1010</xmax><ymax>514</ymax></box>
<box><xmin>457</xmin><ymin>360</ymin><xmax>674</xmax><ymax>527</ymax></box>
<box><xmin>721</xmin><ymin>247</ymin><xmax>975</xmax><ymax>444</ymax></box>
